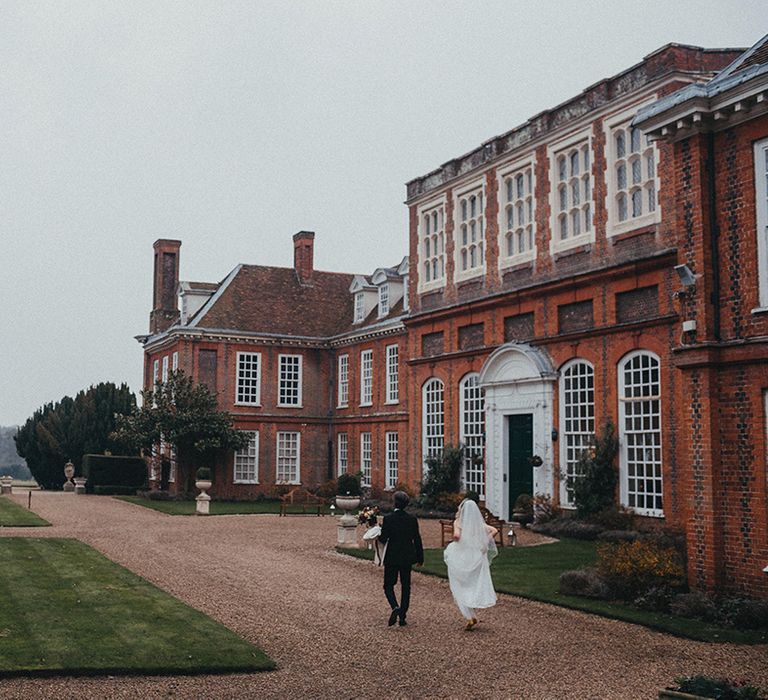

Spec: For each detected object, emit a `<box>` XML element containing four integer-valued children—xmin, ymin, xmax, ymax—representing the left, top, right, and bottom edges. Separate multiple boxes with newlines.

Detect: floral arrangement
<box><xmin>358</xmin><ymin>505</ymin><xmax>380</xmax><ymax>527</ymax></box>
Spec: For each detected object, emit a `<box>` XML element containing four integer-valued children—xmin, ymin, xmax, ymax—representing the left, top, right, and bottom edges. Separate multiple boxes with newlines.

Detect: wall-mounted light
<box><xmin>551</xmin><ymin>428</ymin><xmax>558</xmax><ymax>442</ymax></box>
<box><xmin>674</xmin><ymin>264</ymin><xmax>699</xmax><ymax>287</ymax></box>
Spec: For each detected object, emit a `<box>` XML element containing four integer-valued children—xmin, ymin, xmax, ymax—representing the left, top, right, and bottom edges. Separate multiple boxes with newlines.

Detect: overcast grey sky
<box><xmin>0</xmin><ymin>1</ymin><xmax>765</xmax><ymax>426</ymax></box>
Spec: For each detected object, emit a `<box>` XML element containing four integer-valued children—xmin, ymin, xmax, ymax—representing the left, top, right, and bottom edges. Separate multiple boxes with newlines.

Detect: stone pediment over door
<box><xmin>479</xmin><ymin>342</ymin><xmax>558</xmax><ymax>520</ymax></box>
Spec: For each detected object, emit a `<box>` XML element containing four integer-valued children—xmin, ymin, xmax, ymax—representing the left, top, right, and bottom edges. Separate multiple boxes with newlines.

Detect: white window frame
<box><xmin>417</xmin><ymin>195</ymin><xmax>447</xmax><ymax>293</ymax></box>
<box><xmin>354</xmin><ymin>291</ymin><xmax>365</xmax><ymax>323</ymax></box>
<box><xmin>497</xmin><ymin>156</ymin><xmax>536</xmax><ymax>269</ymax></box>
<box><xmin>385</xmin><ymin>431</ymin><xmax>398</xmax><ymax>490</ymax></box>
<box><xmin>385</xmin><ymin>344</ymin><xmax>399</xmax><ymax>404</ymax></box>
<box><xmin>277</xmin><ymin>354</ymin><xmax>302</xmax><ymax>407</ymax></box>
<box><xmin>559</xmin><ymin>359</ymin><xmax>595</xmax><ymax>507</ymax></box>
<box><xmin>153</xmin><ymin>359</ymin><xmax>159</xmax><ymax>387</ymax></box>
<box><xmin>161</xmin><ymin>355</ymin><xmax>169</xmax><ymax>383</ymax></box>
<box><xmin>402</xmin><ymin>275</ymin><xmax>409</xmax><ymax>311</ymax></box>
<box><xmin>422</xmin><ymin>377</ymin><xmax>445</xmax><ymax>473</ymax></box>
<box><xmin>454</xmin><ymin>179</ymin><xmax>486</xmax><ymax>282</ymax></box>
<box><xmin>276</xmin><ymin>431</ymin><xmax>301</xmax><ymax>484</ymax></box>
<box><xmin>337</xmin><ymin>354</ymin><xmax>349</xmax><ymax>408</ymax></box>
<box><xmin>337</xmin><ymin>432</ymin><xmax>348</xmax><ymax>476</ymax></box>
<box><xmin>234</xmin><ymin>430</ymin><xmax>259</xmax><ymax>484</ymax></box>
<box><xmin>618</xmin><ymin>350</ymin><xmax>663</xmax><ymax>517</ymax></box>
<box><xmin>754</xmin><ymin>137</ymin><xmax>768</xmax><ymax>309</ymax></box>
<box><xmin>360</xmin><ymin>432</ymin><xmax>372</xmax><ymax>487</ymax></box>
<box><xmin>172</xmin><ymin>351</ymin><xmax>178</xmax><ymax>372</ymax></box>
<box><xmin>378</xmin><ymin>283</ymin><xmax>389</xmax><ymax>317</ymax></box>
<box><xmin>460</xmin><ymin>373</ymin><xmax>485</xmax><ymax>498</ymax></box>
<box><xmin>169</xmin><ymin>444</ymin><xmax>177</xmax><ymax>483</ymax></box>
<box><xmin>360</xmin><ymin>349</ymin><xmax>373</xmax><ymax>406</ymax></box>
<box><xmin>604</xmin><ymin>101</ymin><xmax>661</xmax><ymax>237</ymax></box>
<box><xmin>549</xmin><ymin>129</ymin><xmax>594</xmax><ymax>254</ymax></box>
<box><xmin>235</xmin><ymin>351</ymin><xmax>262</xmax><ymax>406</ymax></box>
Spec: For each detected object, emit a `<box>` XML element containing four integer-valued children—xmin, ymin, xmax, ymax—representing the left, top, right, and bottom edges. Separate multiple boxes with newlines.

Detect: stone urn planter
<box><xmin>195</xmin><ymin>479</ymin><xmax>212</xmax><ymax>515</ymax></box>
<box><xmin>63</xmin><ymin>461</ymin><xmax>75</xmax><ymax>492</ymax></box>
<box><xmin>73</xmin><ymin>477</ymin><xmax>87</xmax><ymax>495</ymax></box>
<box><xmin>0</xmin><ymin>475</ymin><xmax>13</xmax><ymax>495</ymax></box>
<box><xmin>335</xmin><ymin>495</ymin><xmax>361</xmax><ymax>546</ymax></box>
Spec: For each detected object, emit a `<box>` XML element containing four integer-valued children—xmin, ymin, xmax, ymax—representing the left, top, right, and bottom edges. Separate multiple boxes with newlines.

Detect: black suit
<box><xmin>378</xmin><ymin>509</ymin><xmax>424</xmax><ymax>621</ymax></box>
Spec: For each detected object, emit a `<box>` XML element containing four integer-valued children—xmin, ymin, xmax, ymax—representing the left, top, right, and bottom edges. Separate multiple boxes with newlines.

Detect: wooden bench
<box><xmin>278</xmin><ymin>487</ymin><xmax>326</xmax><ymax>516</ymax></box>
<box><xmin>440</xmin><ymin>505</ymin><xmax>507</xmax><ymax>547</ymax></box>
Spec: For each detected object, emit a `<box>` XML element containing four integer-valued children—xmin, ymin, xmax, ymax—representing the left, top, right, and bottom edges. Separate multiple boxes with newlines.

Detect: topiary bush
<box><xmin>571</xmin><ymin>421</ymin><xmax>619</xmax><ymax>519</ymax></box>
<box><xmin>82</xmin><ymin>454</ymin><xmax>147</xmax><ymax>494</ymax></box>
<box><xmin>559</xmin><ymin>568</ymin><xmax>609</xmax><ymax>599</ymax></box>
<box><xmin>336</xmin><ymin>472</ymin><xmax>362</xmax><ymax>497</ymax></box>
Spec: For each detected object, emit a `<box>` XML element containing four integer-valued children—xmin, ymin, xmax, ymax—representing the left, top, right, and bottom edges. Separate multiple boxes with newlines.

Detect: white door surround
<box><xmin>478</xmin><ymin>342</ymin><xmax>558</xmax><ymax>520</ymax></box>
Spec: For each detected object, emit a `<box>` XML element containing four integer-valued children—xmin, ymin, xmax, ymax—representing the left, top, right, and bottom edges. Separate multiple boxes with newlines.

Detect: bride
<box><xmin>443</xmin><ymin>498</ymin><xmax>498</xmax><ymax>630</ymax></box>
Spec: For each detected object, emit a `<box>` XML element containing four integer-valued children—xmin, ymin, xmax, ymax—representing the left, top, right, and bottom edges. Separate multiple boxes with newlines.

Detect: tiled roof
<box><xmin>195</xmin><ymin>265</ymin><xmax>356</xmax><ymax>338</ymax></box>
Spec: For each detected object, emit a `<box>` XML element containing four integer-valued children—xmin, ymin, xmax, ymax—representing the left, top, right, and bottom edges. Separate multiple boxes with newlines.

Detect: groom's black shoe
<box><xmin>388</xmin><ymin>608</ymin><xmax>400</xmax><ymax>626</ymax></box>
<box><xmin>398</xmin><ymin>618</ymin><xmax>407</xmax><ymax>627</ymax></box>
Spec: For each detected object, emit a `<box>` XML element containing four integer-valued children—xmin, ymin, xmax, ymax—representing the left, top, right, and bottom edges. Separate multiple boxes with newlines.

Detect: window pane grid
<box><xmin>279</xmin><ymin>355</ymin><xmax>301</xmax><ymax>406</ymax></box>
<box><xmin>361</xmin><ymin>433</ymin><xmax>372</xmax><ymax>487</ymax></box>
<box><xmin>337</xmin><ymin>433</ymin><xmax>348</xmax><ymax>475</ymax></box>
<box><xmin>386</xmin><ymin>345</ymin><xmax>399</xmax><ymax>403</ymax></box>
<box><xmin>360</xmin><ymin>350</ymin><xmax>373</xmax><ymax>405</ymax></box>
<box><xmin>423</xmin><ymin>378</ymin><xmax>445</xmax><ymax>469</ymax></box>
<box><xmin>620</xmin><ymin>353</ymin><xmax>663</xmax><ymax>513</ymax></box>
<box><xmin>276</xmin><ymin>432</ymin><xmax>299</xmax><ymax>483</ymax></box>
<box><xmin>561</xmin><ymin>362</ymin><xmax>595</xmax><ymax>505</ymax></box>
<box><xmin>421</xmin><ymin>203</ymin><xmax>445</xmax><ymax>285</ymax></box>
<box><xmin>236</xmin><ymin>352</ymin><xmax>261</xmax><ymax>404</ymax></box>
<box><xmin>502</xmin><ymin>165</ymin><xmax>535</xmax><ymax>260</ymax></box>
<box><xmin>460</xmin><ymin>374</ymin><xmax>485</xmax><ymax>497</ymax></box>
<box><xmin>385</xmin><ymin>432</ymin><xmax>398</xmax><ymax>489</ymax></box>
<box><xmin>555</xmin><ymin>141</ymin><xmax>592</xmax><ymax>242</ymax></box>
<box><xmin>234</xmin><ymin>431</ymin><xmax>259</xmax><ymax>483</ymax></box>
<box><xmin>612</xmin><ymin>123</ymin><xmax>658</xmax><ymax>226</ymax></box>
<box><xmin>338</xmin><ymin>355</ymin><xmax>349</xmax><ymax>407</ymax></box>
<box><xmin>457</xmin><ymin>188</ymin><xmax>484</xmax><ymax>273</ymax></box>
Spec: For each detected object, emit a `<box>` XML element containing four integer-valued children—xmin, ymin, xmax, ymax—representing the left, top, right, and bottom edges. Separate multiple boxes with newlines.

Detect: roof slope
<box><xmin>195</xmin><ymin>265</ymin><xmax>356</xmax><ymax>338</ymax></box>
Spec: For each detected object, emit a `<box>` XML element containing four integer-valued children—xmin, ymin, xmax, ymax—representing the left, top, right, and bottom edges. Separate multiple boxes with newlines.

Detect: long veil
<box><xmin>456</xmin><ymin>499</ymin><xmax>498</xmax><ymax>564</ymax></box>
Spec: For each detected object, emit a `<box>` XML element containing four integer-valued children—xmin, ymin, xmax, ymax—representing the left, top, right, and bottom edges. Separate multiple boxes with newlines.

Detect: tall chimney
<box><xmin>293</xmin><ymin>231</ymin><xmax>315</xmax><ymax>284</ymax></box>
<box><xmin>150</xmin><ymin>239</ymin><xmax>181</xmax><ymax>334</ymax></box>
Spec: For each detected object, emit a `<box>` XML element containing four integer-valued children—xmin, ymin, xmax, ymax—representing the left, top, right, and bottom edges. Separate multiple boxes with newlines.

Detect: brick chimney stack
<box><xmin>150</xmin><ymin>239</ymin><xmax>181</xmax><ymax>334</ymax></box>
<box><xmin>293</xmin><ymin>231</ymin><xmax>314</xmax><ymax>284</ymax></box>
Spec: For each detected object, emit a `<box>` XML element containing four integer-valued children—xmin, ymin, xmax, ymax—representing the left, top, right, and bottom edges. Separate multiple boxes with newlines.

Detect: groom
<box><xmin>378</xmin><ymin>491</ymin><xmax>423</xmax><ymax>627</ymax></box>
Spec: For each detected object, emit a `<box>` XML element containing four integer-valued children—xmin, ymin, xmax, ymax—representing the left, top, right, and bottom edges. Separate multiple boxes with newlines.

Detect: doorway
<box><xmin>507</xmin><ymin>413</ymin><xmax>533</xmax><ymax>512</ymax></box>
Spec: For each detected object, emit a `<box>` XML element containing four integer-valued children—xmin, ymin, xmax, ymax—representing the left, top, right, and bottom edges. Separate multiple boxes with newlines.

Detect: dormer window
<box><xmin>354</xmin><ymin>292</ymin><xmax>365</xmax><ymax>323</ymax></box>
<box><xmin>378</xmin><ymin>283</ymin><xmax>390</xmax><ymax>317</ymax></box>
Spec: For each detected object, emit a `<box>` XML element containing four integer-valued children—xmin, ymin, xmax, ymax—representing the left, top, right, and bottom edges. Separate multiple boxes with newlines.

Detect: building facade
<box><xmin>139</xmin><ymin>37</ymin><xmax>768</xmax><ymax>597</ymax></box>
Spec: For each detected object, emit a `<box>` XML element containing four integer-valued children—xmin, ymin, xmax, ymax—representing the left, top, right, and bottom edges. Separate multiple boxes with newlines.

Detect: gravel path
<box><xmin>0</xmin><ymin>491</ymin><xmax>765</xmax><ymax>700</ymax></box>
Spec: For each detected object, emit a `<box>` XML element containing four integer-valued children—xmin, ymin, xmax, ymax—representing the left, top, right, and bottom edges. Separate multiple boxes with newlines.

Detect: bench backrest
<box><xmin>281</xmin><ymin>488</ymin><xmax>322</xmax><ymax>505</ymax></box>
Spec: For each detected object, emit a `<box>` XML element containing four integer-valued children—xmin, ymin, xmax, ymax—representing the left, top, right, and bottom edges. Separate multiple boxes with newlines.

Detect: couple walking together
<box><xmin>377</xmin><ymin>491</ymin><xmax>498</xmax><ymax>630</ymax></box>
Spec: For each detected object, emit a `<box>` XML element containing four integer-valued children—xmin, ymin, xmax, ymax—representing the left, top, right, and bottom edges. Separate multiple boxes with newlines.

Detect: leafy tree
<box><xmin>111</xmin><ymin>371</ymin><xmax>250</xmax><ymax>494</ymax></box>
<box><xmin>420</xmin><ymin>445</ymin><xmax>464</xmax><ymax>508</ymax></box>
<box><xmin>14</xmin><ymin>383</ymin><xmax>136</xmax><ymax>490</ymax></box>
<box><xmin>571</xmin><ymin>420</ymin><xmax>620</xmax><ymax>519</ymax></box>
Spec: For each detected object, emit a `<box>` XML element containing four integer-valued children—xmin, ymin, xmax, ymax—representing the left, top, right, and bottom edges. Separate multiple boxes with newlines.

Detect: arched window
<box><xmin>460</xmin><ymin>374</ymin><xmax>485</xmax><ymax>497</ymax></box>
<box><xmin>619</xmin><ymin>351</ymin><xmax>663</xmax><ymax>516</ymax></box>
<box><xmin>559</xmin><ymin>360</ymin><xmax>595</xmax><ymax>506</ymax></box>
<box><xmin>422</xmin><ymin>378</ymin><xmax>445</xmax><ymax>472</ymax></box>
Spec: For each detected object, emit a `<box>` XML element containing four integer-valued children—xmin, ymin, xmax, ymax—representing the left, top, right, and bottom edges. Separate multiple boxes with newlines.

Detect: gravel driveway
<box><xmin>0</xmin><ymin>491</ymin><xmax>765</xmax><ymax>700</ymax></box>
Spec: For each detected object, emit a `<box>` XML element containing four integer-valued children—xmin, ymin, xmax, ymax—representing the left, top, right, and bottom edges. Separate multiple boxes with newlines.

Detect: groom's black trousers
<box><xmin>383</xmin><ymin>564</ymin><xmax>412</xmax><ymax>614</ymax></box>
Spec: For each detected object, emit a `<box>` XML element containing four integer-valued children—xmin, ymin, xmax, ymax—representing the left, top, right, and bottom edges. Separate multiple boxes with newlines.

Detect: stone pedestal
<box><xmin>63</xmin><ymin>481</ymin><xmax>75</xmax><ymax>492</ymax></box>
<box><xmin>0</xmin><ymin>476</ymin><xmax>13</xmax><ymax>495</ymax></box>
<box><xmin>73</xmin><ymin>477</ymin><xmax>87</xmax><ymax>495</ymax></box>
<box><xmin>337</xmin><ymin>514</ymin><xmax>359</xmax><ymax>546</ymax></box>
<box><xmin>195</xmin><ymin>480</ymin><xmax>212</xmax><ymax>515</ymax></box>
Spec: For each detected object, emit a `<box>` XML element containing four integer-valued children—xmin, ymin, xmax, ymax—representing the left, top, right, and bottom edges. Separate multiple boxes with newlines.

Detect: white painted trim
<box><xmin>276</xmin><ymin>431</ymin><xmax>301</xmax><ymax>485</ymax></box>
<box><xmin>234</xmin><ymin>351</ymin><xmax>262</xmax><ymax>406</ymax></box>
<box><xmin>233</xmin><ymin>430</ymin><xmax>259</xmax><ymax>484</ymax></box>
<box><xmin>385</xmin><ymin>344</ymin><xmax>399</xmax><ymax>404</ymax></box>
<box><xmin>421</xmin><ymin>377</ymin><xmax>445</xmax><ymax>475</ymax></box>
<box><xmin>360</xmin><ymin>432</ymin><xmax>372</xmax><ymax>487</ymax></box>
<box><xmin>754</xmin><ymin>137</ymin><xmax>768</xmax><ymax>307</ymax></box>
<box><xmin>337</xmin><ymin>354</ymin><xmax>349</xmax><ymax>408</ymax></box>
<box><xmin>337</xmin><ymin>432</ymin><xmax>348</xmax><ymax>476</ymax></box>
<box><xmin>385</xmin><ymin>431</ymin><xmax>399</xmax><ymax>490</ymax></box>
<box><xmin>453</xmin><ymin>177</ymin><xmax>487</xmax><ymax>283</ymax></box>
<box><xmin>416</xmin><ymin>194</ymin><xmax>448</xmax><ymax>294</ymax></box>
<box><xmin>277</xmin><ymin>354</ymin><xmax>303</xmax><ymax>408</ymax></box>
<box><xmin>497</xmin><ymin>155</ymin><xmax>537</xmax><ymax>270</ymax></box>
<box><xmin>359</xmin><ymin>349</ymin><xmax>373</xmax><ymax>406</ymax></box>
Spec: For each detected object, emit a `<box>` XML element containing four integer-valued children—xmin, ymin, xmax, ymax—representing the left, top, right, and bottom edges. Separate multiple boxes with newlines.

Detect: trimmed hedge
<box><xmin>82</xmin><ymin>454</ymin><xmax>147</xmax><ymax>494</ymax></box>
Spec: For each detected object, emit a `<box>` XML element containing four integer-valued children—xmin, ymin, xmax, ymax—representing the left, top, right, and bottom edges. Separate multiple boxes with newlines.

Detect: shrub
<box><xmin>532</xmin><ymin>493</ymin><xmax>561</xmax><ymax>524</ymax></box>
<box><xmin>420</xmin><ymin>446</ymin><xmax>463</xmax><ymax>507</ymax></box>
<box><xmin>513</xmin><ymin>493</ymin><xmax>533</xmax><ymax>516</ymax></box>
<box><xmin>597</xmin><ymin>540</ymin><xmax>685</xmax><ymax>600</ymax></box>
<box><xmin>93</xmin><ymin>485</ymin><xmax>138</xmax><ymax>496</ymax></box>
<box><xmin>633</xmin><ymin>586</ymin><xmax>675</xmax><ymax>613</ymax></box>
<box><xmin>559</xmin><ymin>568</ymin><xmax>609</xmax><ymax>599</ymax></box>
<box><xmin>314</xmin><ymin>479</ymin><xmax>338</xmax><ymax>500</ymax></box>
<box><xmin>571</xmin><ymin>421</ymin><xmax>619</xmax><ymax>519</ymax></box>
<box><xmin>82</xmin><ymin>454</ymin><xmax>147</xmax><ymax>494</ymax></box>
<box><xmin>672</xmin><ymin>676</ymin><xmax>762</xmax><ymax>699</ymax></box>
<box><xmin>587</xmin><ymin>505</ymin><xmax>635</xmax><ymax>530</ymax></box>
<box><xmin>434</xmin><ymin>491</ymin><xmax>463</xmax><ymax>513</ymax></box>
<box><xmin>196</xmin><ymin>467</ymin><xmax>211</xmax><ymax>481</ymax></box>
<box><xmin>531</xmin><ymin>518</ymin><xmax>604</xmax><ymax>541</ymax></box>
<box><xmin>717</xmin><ymin>597</ymin><xmax>768</xmax><ymax>631</ymax></box>
<box><xmin>393</xmin><ymin>482</ymin><xmax>416</xmax><ymax>499</ymax></box>
<box><xmin>597</xmin><ymin>529</ymin><xmax>641</xmax><ymax>543</ymax></box>
<box><xmin>669</xmin><ymin>591</ymin><xmax>719</xmax><ymax>622</ymax></box>
<box><xmin>336</xmin><ymin>472</ymin><xmax>362</xmax><ymax>497</ymax></box>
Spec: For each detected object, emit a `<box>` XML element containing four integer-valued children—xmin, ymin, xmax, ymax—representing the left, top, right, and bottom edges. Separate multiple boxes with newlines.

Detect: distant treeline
<box><xmin>0</xmin><ymin>426</ymin><xmax>31</xmax><ymax>479</ymax></box>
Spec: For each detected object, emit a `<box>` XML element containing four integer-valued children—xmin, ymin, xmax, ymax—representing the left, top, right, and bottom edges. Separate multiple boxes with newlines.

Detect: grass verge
<box><xmin>0</xmin><ymin>538</ymin><xmax>275</xmax><ymax>677</ymax></box>
<box><xmin>339</xmin><ymin>541</ymin><xmax>767</xmax><ymax>644</ymax></box>
<box><xmin>0</xmin><ymin>496</ymin><xmax>50</xmax><ymax>527</ymax></box>
<box><xmin>116</xmin><ymin>496</ymin><xmax>292</xmax><ymax>516</ymax></box>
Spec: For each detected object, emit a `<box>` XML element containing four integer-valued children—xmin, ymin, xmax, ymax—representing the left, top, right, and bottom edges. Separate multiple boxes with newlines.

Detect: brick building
<box><xmin>138</xmin><ymin>36</ymin><xmax>768</xmax><ymax>597</ymax></box>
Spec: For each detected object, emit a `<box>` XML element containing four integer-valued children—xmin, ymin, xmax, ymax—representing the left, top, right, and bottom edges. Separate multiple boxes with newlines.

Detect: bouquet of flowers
<box><xmin>358</xmin><ymin>505</ymin><xmax>380</xmax><ymax>527</ymax></box>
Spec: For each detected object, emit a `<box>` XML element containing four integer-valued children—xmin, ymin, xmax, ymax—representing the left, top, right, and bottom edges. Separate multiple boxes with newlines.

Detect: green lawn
<box><xmin>116</xmin><ymin>496</ymin><xmax>293</xmax><ymax>516</ymax></box>
<box><xmin>340</xmin><ymin>541</ymin><xmax>767</xmax><ymax>644</ymax></box>
<box><xmin>0</xmin><ymin>496</ymin><xmax>50</xmax><ymax>527</ymax></box>
<box><xmin>0</xmin><ymin>538</ymin><xmax>275</xmax><ymax>677</ymax></box>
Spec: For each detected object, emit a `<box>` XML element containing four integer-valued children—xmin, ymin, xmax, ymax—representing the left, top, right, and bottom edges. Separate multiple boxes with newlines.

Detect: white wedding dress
<box><xmin>443</xmin><ymin>499</ymin><xmax>497</xmax><ymax>620</ymax></box>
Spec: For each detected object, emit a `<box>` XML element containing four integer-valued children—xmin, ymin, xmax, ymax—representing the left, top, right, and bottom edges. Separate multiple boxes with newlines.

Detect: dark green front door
<box><xmin>508</xmin><ymin>413</ymin><xmax>533</xmax><ymax>513</ymax></box>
